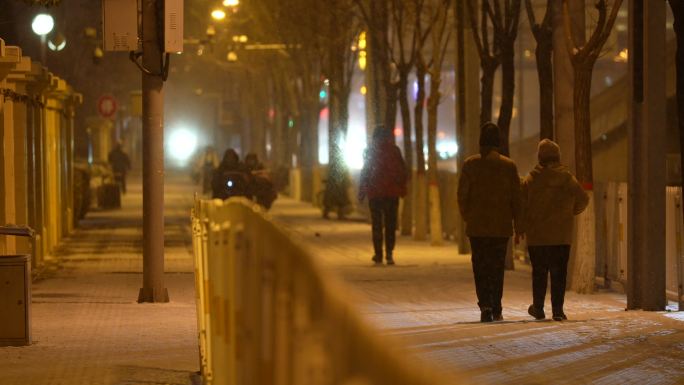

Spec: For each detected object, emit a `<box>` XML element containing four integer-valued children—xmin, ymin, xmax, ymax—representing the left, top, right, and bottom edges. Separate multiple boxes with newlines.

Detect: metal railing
<box><xmin>595</xmin><ymin>183</ymin><xmax>684</xmax><ymax>306</ymax></box>
<box><xmin>191</xmin><ymin>197</ymin><xmax>459</xmax><ymax>385</ymax></box>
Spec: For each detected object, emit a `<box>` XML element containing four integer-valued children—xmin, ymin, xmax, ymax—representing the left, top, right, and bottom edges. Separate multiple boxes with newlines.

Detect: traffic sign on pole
<box><xmin>97</xmin><ymin>94</ymin><xmax>118</xmax><ymax>119</ymax></box>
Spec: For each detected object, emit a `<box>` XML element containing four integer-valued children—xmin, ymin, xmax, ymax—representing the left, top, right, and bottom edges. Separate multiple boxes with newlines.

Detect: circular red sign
<box><xmin>97</xmin><ymin>95</ymin><xmax>118</xmax><ymax>119</ymax></box>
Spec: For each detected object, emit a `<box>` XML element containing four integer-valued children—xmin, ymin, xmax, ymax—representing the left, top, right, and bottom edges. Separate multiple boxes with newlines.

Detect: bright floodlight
<box><xmin>167</xmin><ymin>128</ymin><xmax>198</xmax><ymax>165</ymax></box>
<box><xmin>211</xmin><ymin>9</ymin><xmax>226</xmax><ymax>21</ymax></box>
<box><xmin>32</xmin><ymin>14</ymin><xmax>54</xmax><ymax>36</ymax></box>
<box><xmin>223</xmin><ymin>0</ymin><xmax>239</xmax><ymax>6</ymax></box>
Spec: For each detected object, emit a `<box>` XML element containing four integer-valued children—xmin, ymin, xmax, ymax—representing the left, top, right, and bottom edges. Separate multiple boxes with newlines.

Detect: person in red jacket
<box><xmin>358</xmin><ymin>126</ymin><xmax>408</xmax><ymax>265</ymax></box>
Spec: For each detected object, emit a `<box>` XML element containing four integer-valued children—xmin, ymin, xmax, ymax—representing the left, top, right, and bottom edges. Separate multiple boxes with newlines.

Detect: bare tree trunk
<box><xmin>369</xmin><ymin>0</ymin><xmax>391</xmax><ymax>129</ymax></box>
<box><xmin>427</xmin><ymin>74</ymin><xmax>443</xmax><ymax>246</ymax></box>
<box><xmin>573</xmin><ymin>66</ymin><xmax>594</xmax><ymax>184</ymax></box>
<box><xmin>526</xmin><ymin>0</ymin><xmax>554</xmax><ymax>140</ymax></box>
<box><xmin>569</xmin><ymin>66</ymin><xmax>596</xmax><ymax>294</ymax></box>
<box><xmin>480</xmin><ymin>59</ymin><xmax>498</xmax><ymax>124</ymax></box>
<box><xmin>398</xmin><ymin>73</ymin><xmax>414</xmax><ymax>236</ymax></box>
<box><xmin>386</xmin><ymin>80</ymin><xmax>398</xmax><ymax>133</ymax></box>
<box><xmin>562</xmin><ymin>0</ymin><xmax>623</xmax><ymax>293</ymax></box>
<box><xmin>536</xmin><ymin>35</ymin><xmax>554</xmax><ymax>139</ymax></box>
<box><xmin>554</xmin><ymin>0</ymin><xmax>585</xmax><ymax>171</ymax></box>
<box><xmin>498</xmin><ymin>40</ymin><xmax>516</xmax><ymax>157</ymax></box>
<box><xmin>414</xmin><ymin>57</ymin><xmax>428</xmax><ymax>241</ymax></box>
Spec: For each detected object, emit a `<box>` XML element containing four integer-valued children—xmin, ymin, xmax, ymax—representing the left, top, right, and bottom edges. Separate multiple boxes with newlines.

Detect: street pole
<box><xmin>627</xmin><ymin>0</ymin><xmax>666</xmax><ymax>311</ymax></box>
<box><xmin>138</xmin><ymin>0</ymin><xmax>169</xmax><ymax>303</ymax></box>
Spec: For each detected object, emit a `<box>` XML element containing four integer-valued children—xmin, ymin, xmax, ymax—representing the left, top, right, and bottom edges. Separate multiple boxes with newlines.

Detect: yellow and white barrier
<box><xmin>191</xmin><ymin>197</ymin><xmax>459</xmax><ymax>385</ymax></box>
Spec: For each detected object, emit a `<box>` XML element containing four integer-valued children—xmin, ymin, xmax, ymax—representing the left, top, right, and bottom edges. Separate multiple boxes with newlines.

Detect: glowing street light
<box><xmin>32</xmin><ymin>13</ymin><xmax>55</xmax><ymax>65</ymax></box>
<box><xmin>47</xmin><ymin>33</ymin><xmax>66</xmax><ymax>51</ymax></box>
<box><xmin>31</xmin><ymin>13</ymin><xmax>54</xmax><ymax>36</ymax></box>
<box><xmin>223</xmin><ymin>0</ymin><xmax>239</xmax><ymax>6</ymax></box>
<box><xmin>211</xmin><ymin>9</ymin><xmax>226</xmax><ymax>21</ymax></box>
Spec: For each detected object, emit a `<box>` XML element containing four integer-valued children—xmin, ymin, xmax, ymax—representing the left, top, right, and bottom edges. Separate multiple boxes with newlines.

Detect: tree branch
<box><xmin>525</xmin><ymin>0</ymin><xmax>539</xmax><ymax>38</ymax></box>
<box><xmin>466</xmin><ymin>0</ymin><xmax>487</xmax><ymax>57</ymax></box>
<box><xmin>582</xmin><ymin>0</ymin><xmax>609</xmax><ymax>57</ymax></box>
<box><xmin>562</xmin><ymin>0</ymin><xmax>580</xmax><ymax>59</ymax></box>
<box><xmin>594</xmin><ymin>0</ymin><xmax>624</xmax><ymax>54</ymax></box>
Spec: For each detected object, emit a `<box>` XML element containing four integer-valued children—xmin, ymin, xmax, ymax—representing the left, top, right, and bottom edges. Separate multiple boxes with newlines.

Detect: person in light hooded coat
<box><xmin>521</xmin><ymin>139</ymin><xmax>589</xmax><ymax>321</ymax></box>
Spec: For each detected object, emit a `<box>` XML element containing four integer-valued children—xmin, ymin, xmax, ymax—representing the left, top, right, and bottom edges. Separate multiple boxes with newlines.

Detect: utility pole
<box><xmin>627</xmin><ymin>0</ymin><xmax>666</xmax><ymax>311</ymax></box>
<box><xmin>138</xmin><ymin>0</ymin><xmax>169</xmax><ymax>303</ymax></box>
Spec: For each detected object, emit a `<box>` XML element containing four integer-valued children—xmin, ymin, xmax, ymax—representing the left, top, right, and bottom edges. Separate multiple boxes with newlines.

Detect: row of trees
<box><xmin>232</xmin><ymin>1</ymin><xmax>684</xmax><ymax>295</ymax></box>
<box><xmin>238</xmin><ymin>0</ymin><xmax>621</xmax><ymax>245</ymax></box>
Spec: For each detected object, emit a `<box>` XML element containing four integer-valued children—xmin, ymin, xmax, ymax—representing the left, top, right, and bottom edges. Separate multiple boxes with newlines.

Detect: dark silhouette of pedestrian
<box><xmin>108</xmin><ymin>142</ymin><xmax>131</xmax><ymax>194</ymax></box>
<box><xmin>244</xmin><ymin>152</ymin><xmax>264</xmax><ymax>172</ymax></box>
<box><xmin>199</xmin><ymin>146</ymin><xmax>220</xmax><ymax>194</ymax></box>
<box><xmin>522</xmin><ymin>139</ymin><xmax>589</xmax><ymax>321</ymax></box>
<box><xmin>211</xmin><ymin>149</ymin><xmax>250</xmax><ymax>200</ymax></box>
<box><xmin>457</xmin><ymin>122</ymin><xmax>523</xmax><ymax>322</ymax></box>
<box><xmin>358</xmin><ymin>126</ymin><xmax>407</xmax><ymax>265</ymax></box>
<box><xmin>244</xmin><ymin>153</ymin><xmax>277</xmax><ymax>209</ymax></box>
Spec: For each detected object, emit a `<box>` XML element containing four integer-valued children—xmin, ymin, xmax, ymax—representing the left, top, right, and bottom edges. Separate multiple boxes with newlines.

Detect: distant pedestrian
<box><xmin>197</xmin><ymin>146</ymin><xmax>220</xmax><ymax>194</ymax></box>
<box><xmin>244</xmin><ymin>152</ymin><xmax>264</xmax><ymax>172</ymax></box>
<box><xmin>212</xmin><ymin>148</ymin><xmax>250</xmax><ymax>200</ymax></box>
<box><xmin>244</xmin><ymin>153</ymin><xmax>278</xmax><ymax>209</ymax></box>
<box><xmin>522</xmin><ymin>139</ymin><xmax>589</xmax><ymax>321</ymax></box>
<box><xmin>457</xmin><ymin>122</ymin><xmax>522</xmax><ymax>322</ymax></box>
<box><xmin>108</xmin><ymin>142</ymin><xmax>131</xmax><ymax>194</ymax></box>
<box><xmin>358</xmin><ymin>126</ymin><xmax>407</xmax><ymax>265</ymax></box>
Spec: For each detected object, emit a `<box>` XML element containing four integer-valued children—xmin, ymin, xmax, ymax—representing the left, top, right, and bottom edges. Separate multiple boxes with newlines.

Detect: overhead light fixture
<box><xmin>47</xmin><ymin>33</ymin><xmax>66</xmax><ymax>51</ymax></box>
<box><xmin>206</xmin><ymin>25</ymin><xmax>216</xmax><ymax>37</ymax></box>
<box><xmin>31</xmin><ymin>13</ymin><xmax>54</xmax><ymax>36</ymax></box>
<box><xmin>223</xmin><ymin>0</ymin><xmax>239</xmax><ymax>6</ymax></box>
<box><xmin>211</xmin><ymin>9</ymin><xmax>226</xmax><ymax>21</ymax></box>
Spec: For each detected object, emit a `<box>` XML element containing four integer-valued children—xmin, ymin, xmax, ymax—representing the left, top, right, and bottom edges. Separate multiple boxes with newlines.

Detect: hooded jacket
<box><xmin>457</xmin><ymin>150</ymin><xmax>522</xmax><ymax>238</ymax></box>
<box><xmin>521</xmin><ymin>163</ymin><xmax>589</xmax><ymax>246</ymax></box>
<box><xmin>359</xmin><ymin>140</ymin><xmax>407</xmax><ymax>199</ymax></box>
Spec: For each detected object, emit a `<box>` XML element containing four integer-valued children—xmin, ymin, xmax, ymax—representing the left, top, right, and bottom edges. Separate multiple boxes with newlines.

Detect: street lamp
<box><xmin>31</xmin><ymin>13</ymin><xmax>54</xmax><ymax>64</ymax></box>
<box><xmin>211</xmin><ymin>9</ymin><xmax>226</xmax><ymax>21</ymax></box>
<box><xmin>47</xmin><ymin>33</ymin><xmax>66</xmax><ymax>51</ymax></box>
<box><xmin>223</xmin><ymin>0</ymin><xmax>239</xmax><ymax>6</ymax></box>
<box><xmin>31</xmin><ymin>13</ymin><xmax>54</xmax><ymax>36</ymax></box>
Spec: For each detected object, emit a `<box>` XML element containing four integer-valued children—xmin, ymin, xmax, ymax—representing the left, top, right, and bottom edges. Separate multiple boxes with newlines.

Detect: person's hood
<box><xmin>528</xmin><ymin>163</ymin><xmax>572</xmax><ymax>187</ymax></box>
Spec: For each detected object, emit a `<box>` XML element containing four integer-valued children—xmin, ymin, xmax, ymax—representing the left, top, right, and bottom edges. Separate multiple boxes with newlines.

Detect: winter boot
<box><xmin>480</xmin><ymin>307</ymin><xmax>493</xmax><ymax>323</ymax></box>
<box><xmin>528</xmin><ymin>304</ymin><xmax>546</xmax><ymax>320</ymax></box>
<box><xmin>386</xmin><ymin>252</ymin><xmax>395</xmax><ymax>265</ymax></box>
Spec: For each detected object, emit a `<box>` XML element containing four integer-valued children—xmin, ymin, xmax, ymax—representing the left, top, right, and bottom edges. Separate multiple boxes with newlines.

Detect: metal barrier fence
<box><xmin>191</xmin><ymin>197</ymin><xmax>459</xmax><ymax>385</ymax></box>
<box><xmin>595</xmin><ymin>183</ymin><xmax>684</xmax><ymax>304</ymax></box>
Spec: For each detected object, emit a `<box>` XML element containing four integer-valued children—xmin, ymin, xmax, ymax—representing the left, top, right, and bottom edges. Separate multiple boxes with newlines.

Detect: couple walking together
<box><xmin>359</xmin><ymin>123</ymin><xmax>589</xmax><ymax>323</ymax></box>
<box><xmin>458</xmin><ymin>122</ymin><xmax>589</xmax><ymax>322</ymax></box>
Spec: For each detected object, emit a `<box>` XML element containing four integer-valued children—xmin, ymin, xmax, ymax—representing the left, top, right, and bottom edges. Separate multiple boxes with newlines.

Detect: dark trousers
<box><xmin>470</xmin><ymin>237</ymin><xmax>508</xmax><ymax>315</ymax></box>
<box><xmin>528</xmin><ymin>245</ymin><xmax>571</xmax><ymax>313</ymax></box>
<box><xmin>114</xmin><ymin>172</ymin><xmax>127</xmax><ymax>194</ymax></box>
<box><xmin>369</xmin><ymin>197</ymin><xmax>399</xmax><ymax>258</ymax></box>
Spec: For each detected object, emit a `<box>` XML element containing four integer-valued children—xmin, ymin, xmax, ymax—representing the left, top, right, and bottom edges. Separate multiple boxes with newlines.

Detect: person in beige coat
<box><xmin>521</xmin><ymin>139</ymin><xmax>589</xmax><ymax>321</ymax></box>
<box><xmin>458</xmin><ymin>122</ymin><xmax>523</xmax><ymax>322</ymax></box>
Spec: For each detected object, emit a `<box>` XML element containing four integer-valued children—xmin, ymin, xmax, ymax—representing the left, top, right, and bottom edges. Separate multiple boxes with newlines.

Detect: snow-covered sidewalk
<box><xmin>270</xmin><ymin>196</ymin><xmax>684</xmax><ymax>384</ymax></box>
<box><xmin>0</xmin><ymin>175</ymin><xmax>198</xmax><ymax>385</ymax></box>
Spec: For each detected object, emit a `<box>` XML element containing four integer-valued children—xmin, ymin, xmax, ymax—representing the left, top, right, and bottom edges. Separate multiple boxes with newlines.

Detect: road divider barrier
<box><xmin>191</xmin><ymin>197</ymin><xmax>457</xmax><ymax>385</ymax></box>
